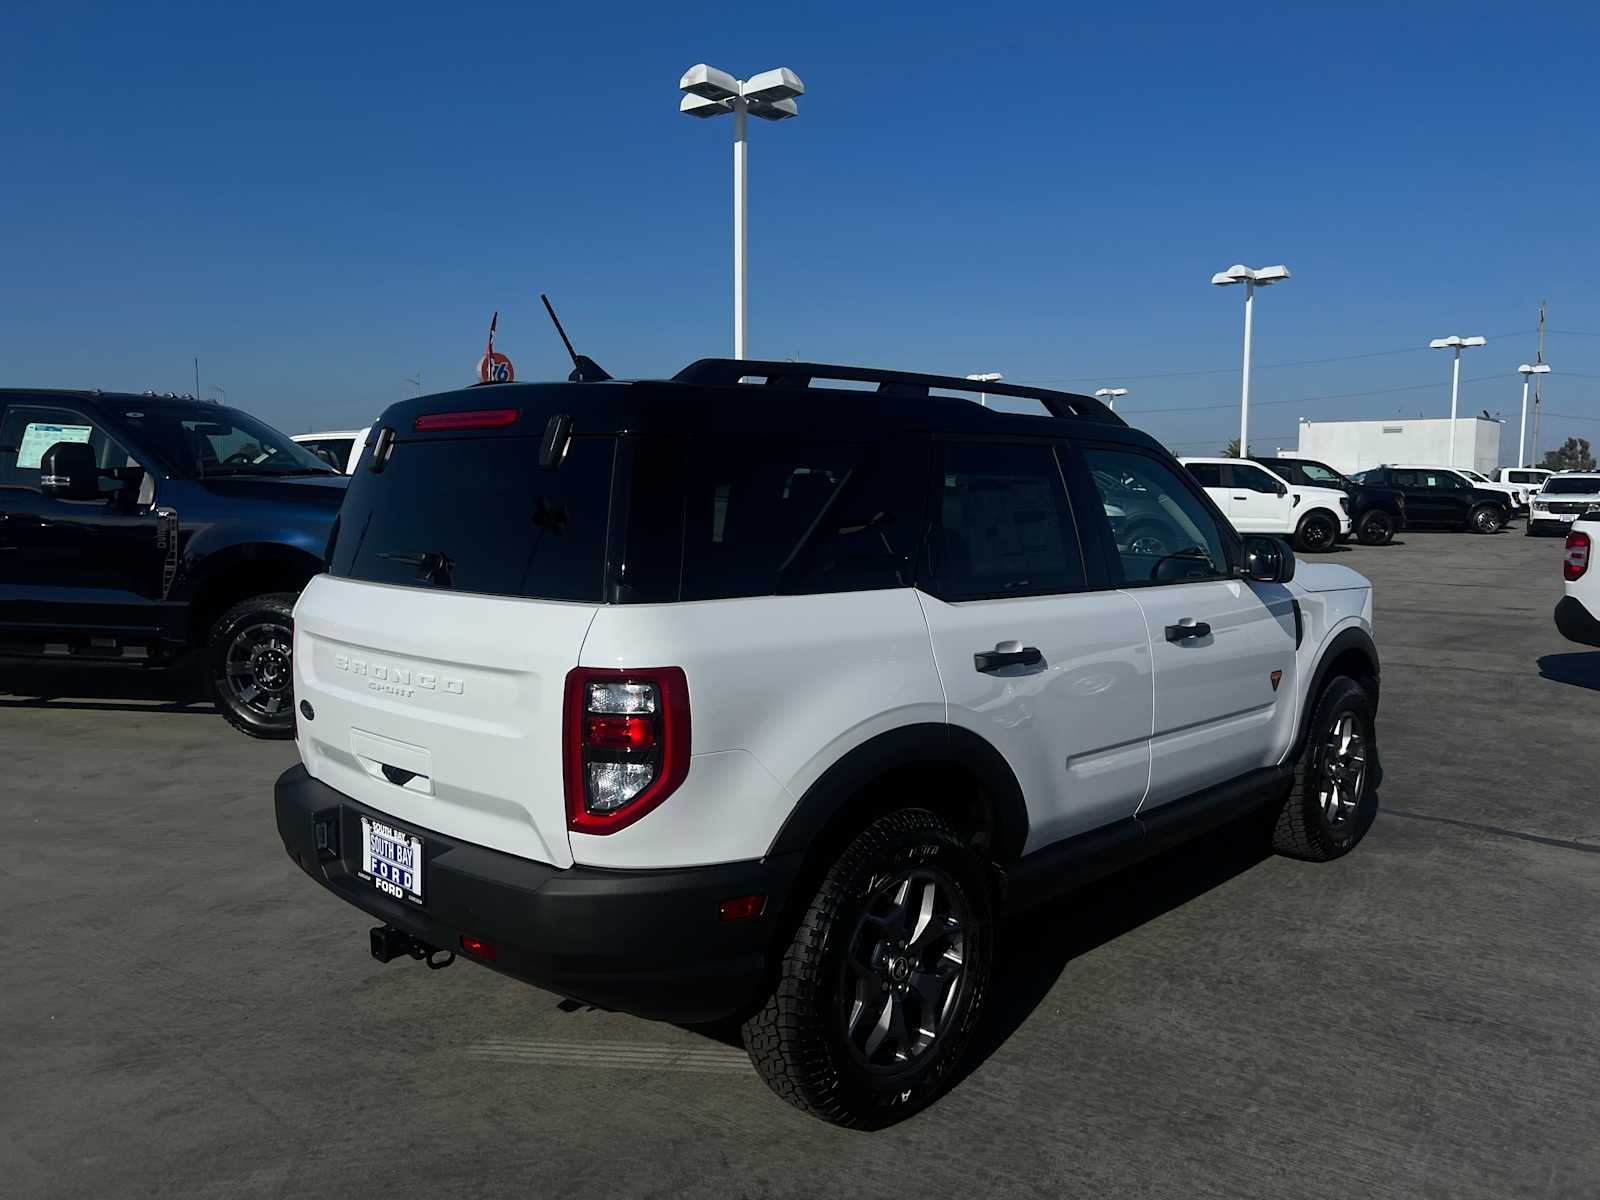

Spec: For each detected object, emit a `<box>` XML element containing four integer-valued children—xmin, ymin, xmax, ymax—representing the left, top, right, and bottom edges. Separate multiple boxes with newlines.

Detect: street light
<box><xmin>1428</xmin><ymin>335</ymin><xmax>1487</xmax><ymax>466</ymax></box>
<box><xmin>1211</xmin><ymin>263</ymin><xmax>1290</xmax><ymax>458</ymax></box>
<box><xmin>966</xmin><ymin>372</ymin><xmax>1002</xmax><ymax>407</ymax></box>
<box><xmin>1094</xmin><ymin>387</ymin><xmax>1128</xmax><ymax>412</ymax></box>
<box><xmin>1517</xmin><ymin>362</ymin><xmax>1552</xmax><ymax>468</ymax></box>
<box><xmin>680</xmin><ymin>63</ymin><xmax>805</xmax><ymax>361</ymax></box>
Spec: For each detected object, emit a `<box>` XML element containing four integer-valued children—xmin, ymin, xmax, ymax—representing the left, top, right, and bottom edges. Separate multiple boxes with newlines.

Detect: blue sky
<box><xmin>2</xmin><ymin>1</ymin><xmax>1597</xmax><ymax>461</ymax></box>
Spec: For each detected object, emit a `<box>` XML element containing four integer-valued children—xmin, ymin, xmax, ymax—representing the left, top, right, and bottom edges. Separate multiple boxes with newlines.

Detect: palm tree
<box><xmin>1222</xmin><ymin>437</ymin><xmax>1241</xmax><ymax>458</ymax></box>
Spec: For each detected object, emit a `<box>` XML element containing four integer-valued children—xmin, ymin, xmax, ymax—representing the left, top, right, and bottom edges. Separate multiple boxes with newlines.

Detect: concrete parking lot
<box><xmin>4</xmin><ymin>528</ymin><xmax>1599</xmax><ymax>1199</ymax></box>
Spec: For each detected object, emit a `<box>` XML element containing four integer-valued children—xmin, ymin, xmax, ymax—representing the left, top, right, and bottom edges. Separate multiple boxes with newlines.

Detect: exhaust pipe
<box><xmin>370</xmin><ymin>925</ymin><xmax>454</xmax><ymax>970</ymax></box>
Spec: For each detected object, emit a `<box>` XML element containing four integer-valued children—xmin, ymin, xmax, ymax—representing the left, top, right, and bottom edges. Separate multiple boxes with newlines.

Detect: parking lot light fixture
<box><xmin>1211</xmin><ymin>264</ymin><xmax>1290</xmax><ymax>457</ymax></box>
<box><xmin>1094</xmin><ymin>387</ymin><xmax>1128</xmax><ymax>412</ymax></box>
<box><xmin>679</xmin><ymin>63</ymin><xmax>805</xmax><ymax>361</ymax></box>
<box><xmin>1429</xmin><ymin>335</ymin><xmax>1488</xmax><ymax>466</ymax></box>
<box><xmin>1517</xmin><ymin>362</ymin><xmax>1552</xmax><ymax>467</ymax></box>
<box><xmin>965</xmin><ymin>372</ymin><xmax>1003</xmax><ymax>407</ymax></box>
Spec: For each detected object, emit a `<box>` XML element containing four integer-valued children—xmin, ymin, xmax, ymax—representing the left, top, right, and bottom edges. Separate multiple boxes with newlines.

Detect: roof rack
<box><xmin>671</xmin><ymin>359</ymin><xmax>1125</xmax><ymax>425</ymax></box>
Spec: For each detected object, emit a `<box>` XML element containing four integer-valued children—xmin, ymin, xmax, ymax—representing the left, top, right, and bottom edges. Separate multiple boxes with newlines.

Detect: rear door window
<box><xmin>328</xmin><ymin>435</ymin><xmax>614</xmax><ymax>601</ymax></box>
<box><xmin>1185</xmin><ymin>462</ymin><xmax>1224</xmax><ymax>488</ymax></box>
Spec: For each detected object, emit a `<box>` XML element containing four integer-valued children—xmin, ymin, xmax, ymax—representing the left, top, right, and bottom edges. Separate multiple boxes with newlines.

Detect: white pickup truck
<box><xmin>1556</xmin><ymin>516</ymin><xmax>1600</xmax><ymax>647</ymax></box>
<box><xmin>1180</xmin><ymin>457</ymin><xmax>1351</xmax><ymax>552</ymax></box>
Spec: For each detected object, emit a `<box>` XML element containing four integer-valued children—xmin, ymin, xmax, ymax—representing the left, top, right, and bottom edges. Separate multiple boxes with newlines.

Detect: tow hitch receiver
<box><xmin>369</xmin><ymin>925</ymin><xmax>455</xmax><ymax>970</ymax></box>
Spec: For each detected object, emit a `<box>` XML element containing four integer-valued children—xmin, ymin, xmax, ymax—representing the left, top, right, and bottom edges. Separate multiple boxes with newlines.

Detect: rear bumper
<box><xmin>1555</xmin><ymin>596</ymin><xmax>1600</xmax><ymax>648</ymax></box>
<box><xmin>275</xmin><ymin>764</ymin><xmax>801</xmax><ymax>1023</ymax></box>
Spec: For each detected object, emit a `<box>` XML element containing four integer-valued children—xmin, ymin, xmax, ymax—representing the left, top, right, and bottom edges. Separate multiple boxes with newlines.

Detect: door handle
<box><xmin>974</xmin><ymin>641</ymin><xmax>1043</xmax><ymax>673</ymax></box>
<box><xmin>1232</xmin><ymin>494</ymin><xmax>1249</xmax><ymax>500</ymax></box>
<box><xmin>1164</xmin><ymin>619</ymin><xmax>1212</xmax><ymax>643</ymax></box>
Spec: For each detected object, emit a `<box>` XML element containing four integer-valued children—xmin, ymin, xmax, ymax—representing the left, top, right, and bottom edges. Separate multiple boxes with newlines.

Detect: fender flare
<box><xmin>1290</xmin><ymin>624</ymin><xmax>1380</xmax><ymax>763</ymax></box>
<box><xmin>766</xmin><ymin>723</ymin><xmax>1031</xmax><ymax>862</ymax></box>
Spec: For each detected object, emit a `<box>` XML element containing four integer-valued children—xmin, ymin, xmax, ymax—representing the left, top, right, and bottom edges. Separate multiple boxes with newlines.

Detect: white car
<box><xmin>1385</xmin><ymin>464</ymin><xmax>1528</xmax><ymax>513</ymax></box>
<box><xmin>292</xmin><ymin>428</ymin><xmax>367</xmax><ymax>474</ymax></box>
<box><xmin>272</xmin><ymin>359</ymin><xmax>1381</xmax><ymax>1128</ymax></box>
<box><xmin>1179</xmin><ymin>457</ymin><xmax>1352</xmax><ymax>553</ymax></box>
<box><xmin>1556</xmin><ymin>515</ymin><xmax>1600</xmax><ymax>646</ymax></box>
<box><xmin>1527</xmin><ymin>473</ymin><xmax>1600</xmax><ymax>536</ymax></box>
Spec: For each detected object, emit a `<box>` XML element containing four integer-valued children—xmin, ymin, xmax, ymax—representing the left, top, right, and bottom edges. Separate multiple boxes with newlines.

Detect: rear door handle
<box><xmin>974</xmin><ymin>641</ymin><xmax>1043</xmax><ymax>673</ymax></box>
<box><xmin>1232</xmin><ymin>494</ymin><xmax>1249</xmax><ymax>500</ymax></box>
<box><xmin>1164</xmin><ymin>619</ymin><xmax>1212</xmax><ymax>643</ymax></box>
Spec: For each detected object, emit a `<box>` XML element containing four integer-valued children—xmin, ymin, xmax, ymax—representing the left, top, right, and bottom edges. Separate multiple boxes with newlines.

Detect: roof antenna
<box><xmin>540</xmin><ymin>293</ymin><xmax>612</xmax><ymax>383</ymax></box>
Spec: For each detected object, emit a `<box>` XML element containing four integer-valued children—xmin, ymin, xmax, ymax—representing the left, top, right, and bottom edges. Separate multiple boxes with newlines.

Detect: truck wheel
<box><xmin>1470</xmin><ymin>504</ymin><xmax>1505</xmax><ymax>534</ymax></box>
<box><xmin>1355</xmin><ymin>509</ymin><xmax>1396</xmax><ymax>546</ymax></box>
<box><xmin>207</xmin><ymin>593</ymin><xmax>297</xmax><ymax>739</ymax></box>
<box><xmin>1293</xmin><ymin>511</ymin><xmax>1338</xmax><ymax>553</ymax></box>
<box><xmin>1271</xmin><ymin>677</ymin><xmax>1377</xmax><ymax>862</ymax></box>
<box><xmin>742</xmin><ymin>808</ymin><xmax>992</xmax><ymax>1129</ymax></box>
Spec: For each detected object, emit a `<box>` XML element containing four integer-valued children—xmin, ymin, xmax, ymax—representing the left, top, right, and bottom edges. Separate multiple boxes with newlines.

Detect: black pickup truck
<box><xmin>1251</xmin><ymin>455</ymin><xmax>1407</xmax><ymax>545</ymax></box>
<box><xmin>0</xmin><ymin>389</ymin><xmax>347</xmax><ymax>737</ymax></box>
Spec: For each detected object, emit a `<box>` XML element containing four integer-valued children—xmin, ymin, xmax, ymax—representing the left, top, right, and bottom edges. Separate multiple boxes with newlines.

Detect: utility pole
<box><xmin>1531</xmin><ymin>302</ymin><xmax>1546</xmax><ymax>466</ymax></box>
<box><xmin>194</xmin><ymin>357</ymin><xmax>200</xmax><ymax>399</ymax></box>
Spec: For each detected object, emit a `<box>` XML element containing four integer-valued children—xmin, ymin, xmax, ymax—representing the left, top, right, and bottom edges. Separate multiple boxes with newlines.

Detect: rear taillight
<box><xmin>563</xmin><ymin>667</ymin><xmax>690</xmax><ymax>834</ymax></box>
<box><xmin>1565</xmin><ymin>531</ymin><xmax>1590</xmax><ymax>581</ymax></box>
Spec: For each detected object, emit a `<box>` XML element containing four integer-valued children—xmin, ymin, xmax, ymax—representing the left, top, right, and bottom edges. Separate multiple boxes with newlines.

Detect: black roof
<box><xmin>0</xmin><ymin>388</ymin><xmax>209</xmax><ymax>407</ymax></box>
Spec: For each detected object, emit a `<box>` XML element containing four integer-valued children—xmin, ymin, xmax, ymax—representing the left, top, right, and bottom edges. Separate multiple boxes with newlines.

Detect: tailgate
<box><xmin>293</xmin><ymin>574</ymin><xmax>596</xmax><ymax>868</ymax></box>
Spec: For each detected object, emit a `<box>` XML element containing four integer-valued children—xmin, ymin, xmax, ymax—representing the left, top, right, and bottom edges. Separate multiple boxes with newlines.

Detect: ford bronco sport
<box><xmin>275</xmin><ymin>360</ymin><xmax>1381</xmax><ymax>1127</ymax></box>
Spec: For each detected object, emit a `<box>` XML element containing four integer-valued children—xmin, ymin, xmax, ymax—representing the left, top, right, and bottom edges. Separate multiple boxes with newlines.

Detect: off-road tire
<box><xmin>207</xmin><ymin>593</ymin><xmax>297</xmax><ymax>739</ymax></box>
<box><xmin>1293</xmin><ymin>510</ymin><xmax>1339</xmax><ymax>554</ymax></box>
<box><xmin>1355</xmin><ymin>509</ymin><xmax>1396</xmax><ymax>546</ymax></box>
<box><xmin>1271</xmin><ymin>676</ymin><xmax>1378</xmax><ymax>862</ymax></box>
<box><xmin>742</xmin><ymin>808</ymin><xmax>993</xmax><ymax>1129</ymax></box>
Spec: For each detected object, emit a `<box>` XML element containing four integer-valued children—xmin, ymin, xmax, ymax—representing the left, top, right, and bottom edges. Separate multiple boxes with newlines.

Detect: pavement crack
<box><xmin>1384</xmin><ymin>808</ymin><xmax>1600</xmax><ymax>855</ymax></box>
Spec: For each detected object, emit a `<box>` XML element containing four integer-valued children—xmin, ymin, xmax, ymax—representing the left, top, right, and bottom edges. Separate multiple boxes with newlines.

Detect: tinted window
<box><xmin>1185</xmin><ymin>462</ymin><xmax>1224</xmax><ymax>488</ymax></box>
<box><xmin>301</xmin><ymin>437</ymin><xmax>355</xmax><ymax>469</ymax></box>
<box><xmin>0</xmin><ymin>404</ymin><xmax>134</xmax><ymax>494</ymax></box>
<box><xmin>1543</xmin><ymin>477</ymin><xmax>1600</xmax><ymax>495</ymax></box>
<box><xmin>1390</xmin><ymin>470</ymin><xmax>1418</xmax><ymax>487</ymax></box>
<box><xmin>1082</xmin><ymin>448</ymin><xmax>1230</xmax><ymax>586</ymax></box>
<box><xmin>617</xmin><ymin>437</ymin><xmax>923</xmax><ymax>602</ymax></box>
<box><xmin>1231</xmin><ymin>463</ymin><xmax>1281</xmax><ymax>493</ymax></box>
<box><xmin>329</xmin><ymin>435</ymin><xmax>613</xmax><ymax>601</ymax></box>
<box><xmin>926</xmin><ymin>442</ymin><xmax>1084</xmax><ymax>600</ymax></box>
<box><xmin>1296</xmin><ymin>461</ymin><xmax>1346</xmax><ymax>487</ymax></box>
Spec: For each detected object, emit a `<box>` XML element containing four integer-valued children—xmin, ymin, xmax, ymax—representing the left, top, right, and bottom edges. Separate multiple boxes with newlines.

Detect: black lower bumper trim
<box><xmin>275</xmin><ymin>764</ymin><xmax>801</xmax><ymax>1023</ymax></box>
<box><xmin>1555</xmin><ymin>596</ymin><xmax>1600</xmax><ymax>648</ymax></box>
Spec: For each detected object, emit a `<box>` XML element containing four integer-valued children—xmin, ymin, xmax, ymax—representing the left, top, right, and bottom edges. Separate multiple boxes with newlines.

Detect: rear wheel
<box><xmin>1470</xmin><ymin>504</ymin><xmax>1505</xmax><ymax>534</ymax></box>
<box><xmin>1355</xmin><ymin>509</ymin><xmax>1396</xmax><ymax>546</ymax></box>
<box><xmin>207</xmin><ymin>593</ymin><xmax>297</xmax><ymax>739</ymax></box>
<box><xmin>742</xmin><ymin>808</ymin><xmax>992</xmax><ymax>1128</ymax></box>
<box><xmin>1293</xmin><ymin>510</ymin><xmax>1339</xmax><ymax>553</ymax></box>
<box><xmin>1271</xmin><ymin>677</ymin><xmax>1377</xmax><ymax>862</ymax></box>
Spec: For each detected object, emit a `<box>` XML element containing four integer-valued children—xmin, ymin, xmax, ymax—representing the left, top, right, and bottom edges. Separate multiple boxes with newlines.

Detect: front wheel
<box><xmin>207</xmin><ymin>593</ymin><xmax>298</xmax><ymax>739</ymax></box>
<box><xmin>1355</xmin><ymin>509</ymin><xmax>1396</xmax><ymax>546</ymax></box>
<box><xmin>1293</xmin><ymin>510</ymin><xmax>1339</xmax><ymax>553</ymax></box>
<box><xmin>742</xmin><ymin>808</ymin><xmax>992</xmax><ymax>1128</ymax></box>
<box><xmin>1271</xmin><ymin>677</ymin><xmax>1378</xmax><ymax>862</ymax></box>
<box><xmin>1470</xmin><ymin>504</ymin><xmax>1505</xmax><ymax>534</ymax></box>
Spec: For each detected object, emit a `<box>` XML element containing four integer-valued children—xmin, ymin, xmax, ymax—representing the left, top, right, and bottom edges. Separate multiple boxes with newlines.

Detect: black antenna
<box><xmin>540</xmin><ymin>293</ymin><xmax>612</xmax><ymax>383</ymax></box>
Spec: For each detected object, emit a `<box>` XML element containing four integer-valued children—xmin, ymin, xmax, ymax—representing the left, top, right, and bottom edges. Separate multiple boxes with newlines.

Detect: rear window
<box><xmin>328</xmin><ymin>435</ymin><xmax>614</xmax><ymax>601</ymax></box>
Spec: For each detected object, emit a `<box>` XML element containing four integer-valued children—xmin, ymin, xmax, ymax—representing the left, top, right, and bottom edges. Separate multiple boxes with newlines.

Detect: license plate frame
<box><xmin>359</xmin><ymin>816</ymin><xmax>425</xmax><ymax>905</ymax></box>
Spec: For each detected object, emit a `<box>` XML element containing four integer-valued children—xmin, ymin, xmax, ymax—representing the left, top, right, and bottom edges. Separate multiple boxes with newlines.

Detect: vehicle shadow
<box><xmin>0</xmin><ymin>664</ymin><xmax>214</xmax><ymax>715</ymax></box>
<box><xmin>1537</xmin><ymin>652</ymin><xmax>1600</xmax><ymax>693</ymax></box>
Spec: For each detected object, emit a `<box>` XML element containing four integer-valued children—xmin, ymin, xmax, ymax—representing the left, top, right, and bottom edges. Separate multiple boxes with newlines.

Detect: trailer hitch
<box><xmin>370</xmin><ymin>925</ymin><xmax>454</xmax><ymax>970</ymax></box>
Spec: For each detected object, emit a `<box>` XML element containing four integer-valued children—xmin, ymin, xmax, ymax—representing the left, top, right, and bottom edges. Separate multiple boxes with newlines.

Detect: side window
<box><xmin>1185</xmin><ymin>462</ymin><xmax>1224</xmax><ymax>488</ymax></box>
<box><xmin>1232</xmin><ymin>464</ymin><xmax>1282</xmax><ymax>494</ymax></box>
<box><xmin>1080</xmin><ymin>448</ymin><xmax>1231</xmax><ymax>587</ymax></box>
<box><xmin>925</xmin><ymin>442</ymin><xmax>1085</xmax><ymax>600</ymax></box>
<box><xmin>0</xmin><ymin>405</ymin><xmax>129</xmax><ymax>494</ymax></box>
<box><xmin>1390</xmin><ymin>470</ymin><xmax>1417</xmax><ymax>487</ymax></box>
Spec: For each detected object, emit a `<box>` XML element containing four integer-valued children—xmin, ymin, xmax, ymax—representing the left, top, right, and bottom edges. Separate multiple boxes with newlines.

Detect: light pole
<box><xmin>1428</xmin><ymin>335</ymin><xmax>1487</xmax><ymax>466</ymax></box>
<box><xmin>1517</xmin><ymin>362</ymin><xmax>1551</xmax><ymax>467</ymax></box>
<box><xmin>1094</xmin><ymin>387</ymin><xmax>1127</xmax><ymax>412</ymax></box>
<box><xmin>1211</xmin><ymin>264</ymin><xmax>1290</xmax><ymax>458</ymax></box>
<box><xmin>679</xmin><ymin>64</ymin><xmax>805</xmax><ymax>361</ymax></box>
<box><xmin>966</xmin><ymin>372</ymin><xmax>1003</xmax><ymax>407</ymax></box>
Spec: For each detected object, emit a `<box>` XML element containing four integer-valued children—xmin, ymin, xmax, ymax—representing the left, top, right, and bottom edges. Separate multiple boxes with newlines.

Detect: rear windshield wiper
<box><xmin>380</xmin><ymin>549</ymin><xmax>455</xmax><ymax>587</ymax></box>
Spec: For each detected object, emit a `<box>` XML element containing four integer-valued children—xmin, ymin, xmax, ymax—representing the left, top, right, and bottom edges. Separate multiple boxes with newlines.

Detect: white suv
<box><xmin>275</xmin><ymin>360</ymin><xmax>1382</xmax><ymax>1128</ymax></box>
<box><xmin>1528</xmin><ymin>473</ymin><xmax>1600</xmax><ymax>536</ymax></box>
<box><xmin>1179</xmin><ymin>457</ymin><xmax>1351</xmax><ymax>552</ymax></box>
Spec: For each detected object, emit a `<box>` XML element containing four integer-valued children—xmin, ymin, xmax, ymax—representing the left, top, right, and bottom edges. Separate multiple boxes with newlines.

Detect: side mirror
<box><xmin>1242</xmin><ymin>535</ymin><xmax>1295</xmax><ymax>583</ymax></box>
<box><xmin>39</xmin><ymin>441</ymin><xmax>102</xmax><ymax>501</ymax></box>
<box><xmin>1275</xmin><ymin>480</ymin><xmax>1288</xmax><ymax>496</ymax></box>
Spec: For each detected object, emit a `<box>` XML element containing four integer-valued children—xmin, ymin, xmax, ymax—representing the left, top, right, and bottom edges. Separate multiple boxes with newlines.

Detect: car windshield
<box><xmin>119</xmin><ymin>405</ymin><xmax>337</xmax><ymax>478</ymax></box>
<box><xmin>1294</xmin><ymin>461</ymin><xmax>1347</xmax><ymax>487</ymax></box>
<box><xmin>1461</xmin><ymin>470</ymin><xmax>1489</xmax><ymax>482</ymax></box>
<box><xmin>1542</xmin><ymin>477</ymin><xmax>1600</xmax><ymax>495</ymax></box>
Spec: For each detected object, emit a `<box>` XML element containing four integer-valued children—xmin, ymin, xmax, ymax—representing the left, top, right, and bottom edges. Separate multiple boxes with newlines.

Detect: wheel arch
<box><xmin>185</xmin><ymin>543</ymin><xmax>323</xmax><ymax>645</ymax></box>
<box><xmin>1290</xmin><ymin>625</ymin><xmax>1380</xmax><ymax>763</ymax></box>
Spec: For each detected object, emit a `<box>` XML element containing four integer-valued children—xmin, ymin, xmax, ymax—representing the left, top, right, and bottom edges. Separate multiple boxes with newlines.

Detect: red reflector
<box><xmin>1565</xmin><ymin>531</ymin><xmax>1591</xmax><ymax>581</ymax></box>
<box><xmin>719</xmin><ymin>895</ymin><xmax>766</xmax><ymax>922</ymax></box>
<box><xmin>585</xmin><ymin>714</ymin><xmax>656</xmax><ymax>751</ymax></box>
<box><xmin>414</xmin><ymin>408</ymin><xmax>520</xmax><ymax>432</ymax></box>
<box><xmin>459</xmin><ymin>935</ymin><xmax>497</xmax><ymax>961</ymax></box>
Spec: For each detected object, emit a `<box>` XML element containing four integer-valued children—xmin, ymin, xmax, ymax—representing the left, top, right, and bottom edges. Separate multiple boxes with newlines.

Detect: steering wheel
<box><xmin>1147</xmin><ymin>546</ymin><xmax>1214</xmax><ymax>582</ymax></box>
<box><xmin>221</xmin><ymin>450</ymin><xmax>257</xmax><ymax>465</ymax></box>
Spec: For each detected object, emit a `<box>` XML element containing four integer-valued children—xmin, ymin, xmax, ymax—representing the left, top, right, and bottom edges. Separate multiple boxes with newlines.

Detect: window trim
<box><xmin>1065</xmin><ymin>441</ymin><xmax>1242</xmax><ymax>591</ymax></box>
<box><xmin>916</xmin><ymin>436</ymin><xmax>1095</xmax><ymax>603</ymax></box>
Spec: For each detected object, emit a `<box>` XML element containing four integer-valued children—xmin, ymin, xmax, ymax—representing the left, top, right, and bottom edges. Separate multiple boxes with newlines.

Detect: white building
<box><xmin>1285</xmin><ymin>416</ymin><xmax>1502</xmax><ymax>476</ymax></box>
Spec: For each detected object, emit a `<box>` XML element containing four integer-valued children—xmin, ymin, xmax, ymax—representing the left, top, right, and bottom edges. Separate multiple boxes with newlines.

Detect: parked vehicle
<box><xmin>1526</xmin><ymin>473</ymin><xmax>1600</xmax><ymax>537</ymax></box>
<box><xmin>292</xmin><ymin>428</ymin><xmax>367</xmax><ymax>474</ymax></box>
<box><xmin>1251</xmin><ymin>455</ymin><xmax>1406</xmax><ymax>546</ymax></box>
<box><xmin>1448</xmin><ymin>466</ymin><xmax>1530</xmax><ymax>512</ymax></box>
<box><xmin>1349</xmin><ymin>466</ymin><xmax>1511</xmax><ymax>533</ymax></box>
<box><xmin>275</xmin><ymin>359</ymin><xmax>1382</xmax><ymax>1128</ymax></box>
<box><xmin>0</xmin><ymin>389</ymin><xmax>346</xmax><ymax>736</ymax></box>
<box><xmin>1179</xmin><ymin>457</ymin><xmax>1351</xmax><ymax>552</ymax></box>
<box><xmin>1555</xmin><ymin>518</ymin><xmax>1600</xmax><ymax>646</ymax></box>
<box><xmin>1496</xmin><ymin>466</ymin><xmax>1551</xmax><ymax>493</ymax></box>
